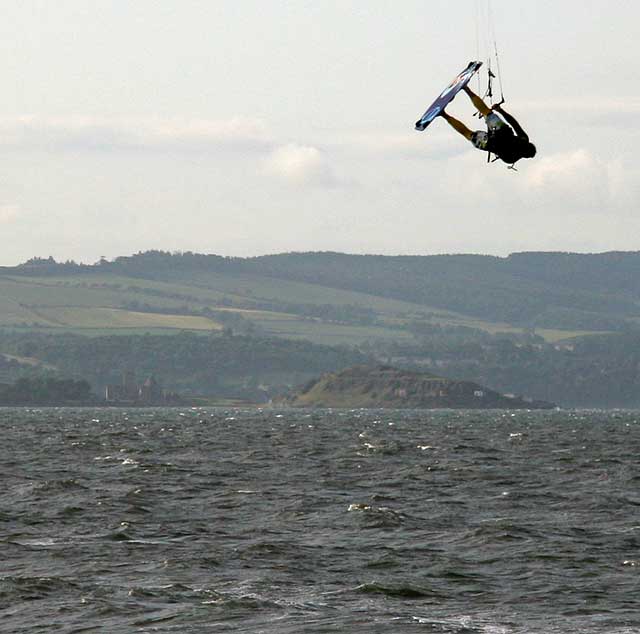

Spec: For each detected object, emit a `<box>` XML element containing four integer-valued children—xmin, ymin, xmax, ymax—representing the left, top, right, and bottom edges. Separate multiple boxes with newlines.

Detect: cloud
<box><xmin>523</xmin><ymin>97</ymin><xmax>640</xmax><ymax>115</ymax></box>
<box><xmin>526</xmin><ymin>149</ymin><xmax>608</xmax><ymax>210</ymax></box>
<box><xmin>0</xmin><ymin>115</ymin><xmax>273</xmax><ymax>154</ymax></box>
<box><xmin>0</xmin><ymin>113</ymin><xmax>354</xmax><ymax>191</ymax></box>
<box><xmin>405</xmin><ymin>146</ymin><xmax>640</xmax><ymax>226</ymax></box>
<box><xmin>0</xmin><ymin>204</ymin><xmax>20</xmax><ymax>223</ymax></box>
<box><xmin>523</xmin><ymin>148</ymin><xmax>624</xmax><ymax>211</ymax></box>
<box><xmin>265</xmin><ymin>143</ymin><xmax>339</xmax><ymax>187</ymax></box>
<box><xmin>320</xmin><ymin>127</ymin><xmax>470</xmax><ymax>161</ymax></box>
<box><xmin>525</xmin><ymin>149</ymin><xmax>596</xmax><ymax>188</ymax></box>
<box><xmin>521</xmin><ymin>97</ymin><xmax>640</xmax><ymax>130</ymax></box>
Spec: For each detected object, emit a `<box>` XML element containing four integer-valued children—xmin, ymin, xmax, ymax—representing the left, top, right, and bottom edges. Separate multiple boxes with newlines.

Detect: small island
<box><xmin>281</xmin><ymin>365</ymin><xmax>555</xmax><ymax>409</ymax></box>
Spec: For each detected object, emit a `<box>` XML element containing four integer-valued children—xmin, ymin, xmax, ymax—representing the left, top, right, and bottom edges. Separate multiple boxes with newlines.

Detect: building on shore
<box><xmin>105</xmin><ymin>370</ymin><xmax>179</xmax><ymax>404</ymax></box>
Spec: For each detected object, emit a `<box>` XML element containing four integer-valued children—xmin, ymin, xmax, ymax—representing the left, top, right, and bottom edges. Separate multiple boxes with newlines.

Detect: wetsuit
<box><xmin>471</xmin><ymin>107</ymin><xmax>531</xmax><ymax>165</ymax></box>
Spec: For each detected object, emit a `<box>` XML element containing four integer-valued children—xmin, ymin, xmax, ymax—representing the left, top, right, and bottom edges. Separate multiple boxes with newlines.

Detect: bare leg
<box><xmin>440</xmin><ymin>111</ymin><xmax>473</xmax><ymax>141</ymax></box>
<box><xmin>463</xmin><ymin>85</ymin><xmax>491</xmax><ymax>117</ymax></box>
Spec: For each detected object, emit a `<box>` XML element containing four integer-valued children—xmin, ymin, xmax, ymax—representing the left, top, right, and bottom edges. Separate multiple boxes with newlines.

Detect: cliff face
<box><xmin>283</xmin><ymin>365</ymin><xmax>555</xmax><ymax>409</ymax></box>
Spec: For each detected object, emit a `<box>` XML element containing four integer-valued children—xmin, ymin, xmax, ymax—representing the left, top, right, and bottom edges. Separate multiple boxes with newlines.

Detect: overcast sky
<box><xmin>1</xmin><ymin>0</ymin><xmax>638</xmax><ymax>264</ymax></box>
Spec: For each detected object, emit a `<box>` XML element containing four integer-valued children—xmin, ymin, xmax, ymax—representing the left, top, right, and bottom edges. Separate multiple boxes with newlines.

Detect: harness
<box><xmin>486</xmin><ymin>121</ymin><xmax>520</xmax><ymax>171</ymax></box>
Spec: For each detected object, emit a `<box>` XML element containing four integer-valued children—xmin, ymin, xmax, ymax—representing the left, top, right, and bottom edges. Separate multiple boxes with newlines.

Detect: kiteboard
<box><xmin>414</xmin><ymin>61</ymin><xmax>483</xmax><ymax>131</ymax></box>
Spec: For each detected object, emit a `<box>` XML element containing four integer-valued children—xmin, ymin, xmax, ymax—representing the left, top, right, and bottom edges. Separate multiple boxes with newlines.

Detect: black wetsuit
<box><xmin>487</xmin><ymin>108</ymin><xmax>531</xmax><ymax>165</ymax></box>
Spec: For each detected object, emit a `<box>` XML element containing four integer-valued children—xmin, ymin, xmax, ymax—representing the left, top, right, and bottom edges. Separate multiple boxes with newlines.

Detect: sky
<box><xmin>1</xmin><ymin>0</ymin><xmax>639</xmax><ymax>264</ymax></box>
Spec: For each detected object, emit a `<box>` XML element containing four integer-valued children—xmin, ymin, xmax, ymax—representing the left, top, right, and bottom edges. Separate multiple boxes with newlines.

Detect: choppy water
<box><xmin>1</xmin><ymin>407</ymin><xmax>639</xmax><ymax>633</ymax></box>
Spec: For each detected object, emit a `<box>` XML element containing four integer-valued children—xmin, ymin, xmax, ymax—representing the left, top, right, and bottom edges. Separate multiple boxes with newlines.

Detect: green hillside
<box><xmin>4</xmin><ymin>248</ymin><xmax>629</xmax><ymax>343</ymax></box>
<box><xmin>248</xmin><ymin>251</ymin><xmax>640</xmax><ymax>328</ymax></box>
<box><xmin>3</xmin><ymin>250</ymin><xmax>640</xmax><ymax>407</ymax></box>
<box><xmin>0</xmin><ymin>272</ymin><xmax>418</xmax><ymax>342</ymax></box>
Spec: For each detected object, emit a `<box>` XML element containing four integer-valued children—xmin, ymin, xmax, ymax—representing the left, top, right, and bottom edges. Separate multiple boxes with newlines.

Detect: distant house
<box><xmin>105</xmin><ymin>383</ymin><xmax>124</xmax><ymax>401</ymax></box>
<box><xmin>123</xmin><ymin>369</ymin><xmax>138</xmax><ymax>400</ymax></box>
<box><xmin>105</xmin><ymin>369</ymin><xmax>174</xmax><ymax>404</ymax></box>
<box><xmin>106</xmin><ymin>369</ymin><xmax>136</xmax><ymax>402</ymax></box>
<box><xmin>139</xmin><ymin>375</ymin><xmax>163</xmax><ymax>403</ymax></box>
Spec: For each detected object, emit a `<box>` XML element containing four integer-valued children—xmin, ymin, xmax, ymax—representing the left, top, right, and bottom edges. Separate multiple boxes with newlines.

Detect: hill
<box><xmin>4</xmin><ymin>249</ymin><xmax>640</xmax><ymax>340</ymax></box>
<box><xmin>249</xmin><ymin>251</ymin><xmax>640</xmax><ymax>329</ymax></box>
<box><xmin>3</xmin><ymin>250</ymin><xmax>640</xmax><ymax>407</ymax></box>
<box><xmin>281</xmin><ymin>365</ymin><xmax>555</xmax><ymax>409</ymax></box>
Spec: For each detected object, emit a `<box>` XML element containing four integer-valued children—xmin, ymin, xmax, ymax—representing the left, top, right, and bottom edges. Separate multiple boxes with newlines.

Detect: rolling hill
<box><xmin>4</xmin><ymin>249</ymin><xmax>639</xmax><ymax>342</ymax></box>
<box><xmin>2</xmin><ymin>250</ymin><xmax>640</xmax><ymax>406</ymax></box>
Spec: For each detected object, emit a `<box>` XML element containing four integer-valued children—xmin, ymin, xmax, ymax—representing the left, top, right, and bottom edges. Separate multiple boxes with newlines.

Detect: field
<box><xmin>0</xmin><ymin>271</ymin><xmax>598</xmax><ymax>344</ymax></box>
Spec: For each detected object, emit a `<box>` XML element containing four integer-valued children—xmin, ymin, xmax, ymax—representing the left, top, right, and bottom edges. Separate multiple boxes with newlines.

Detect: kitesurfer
<box><xmin>440</xmin><ymin>85</ymin><xmax>536</xmax><ymax>165</ymax></box>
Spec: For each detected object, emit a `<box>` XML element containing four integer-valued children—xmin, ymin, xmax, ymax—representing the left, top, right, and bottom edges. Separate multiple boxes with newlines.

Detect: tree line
<box><xmin>0</xmin><ymin>376</ymin><xmax>94</xmax><ymax>405</ymax></box>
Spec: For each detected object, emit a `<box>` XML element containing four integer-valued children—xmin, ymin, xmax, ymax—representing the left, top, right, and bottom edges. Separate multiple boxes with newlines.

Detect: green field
<box><xmin>29</xmin><ymin>307</ymin><xmax>223</xmax><ymax>331</ymax></box>
<box><xmin>0</xmin><ymin>270</ymin><xmax>598</xmax><ymax>344</ymax></box>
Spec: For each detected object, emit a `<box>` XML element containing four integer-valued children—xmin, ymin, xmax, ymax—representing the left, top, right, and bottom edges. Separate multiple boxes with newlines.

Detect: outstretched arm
<box><xmin>493</xmin><ymin>104</ymin><xmax>529</xmax><ymax>140</ymax></box>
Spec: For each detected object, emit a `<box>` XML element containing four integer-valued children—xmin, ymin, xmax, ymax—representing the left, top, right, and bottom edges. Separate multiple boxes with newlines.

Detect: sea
<box><xmin>1</xmin><ymin>407</ymin><xmax>639</xmax><ymax>633</ymax></box>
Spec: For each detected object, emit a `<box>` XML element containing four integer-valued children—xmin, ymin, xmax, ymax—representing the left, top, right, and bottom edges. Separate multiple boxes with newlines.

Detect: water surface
<box><xmin>1</xmin><ymin>407</ymin><xmax>639</xmax><ymax>633</ymax></box>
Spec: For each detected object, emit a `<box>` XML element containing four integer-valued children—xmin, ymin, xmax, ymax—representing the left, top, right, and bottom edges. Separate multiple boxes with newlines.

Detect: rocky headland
<box><xmin>281</xmin><ymin>365</ymin><xmax>555</xmax><ymax>409</ymax></box>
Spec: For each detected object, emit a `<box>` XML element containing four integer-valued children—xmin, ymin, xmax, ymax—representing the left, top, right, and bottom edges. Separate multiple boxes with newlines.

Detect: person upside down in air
<box><xmin>440</xmin><ymin>85</ymin><xmax>536</xmax><ymax>166</ymax></box>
